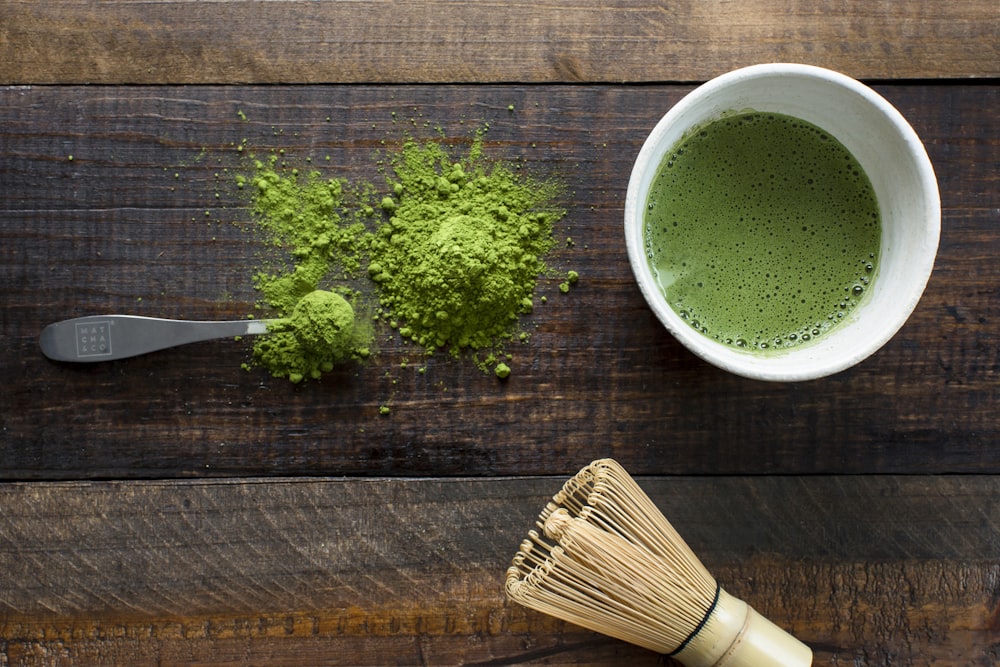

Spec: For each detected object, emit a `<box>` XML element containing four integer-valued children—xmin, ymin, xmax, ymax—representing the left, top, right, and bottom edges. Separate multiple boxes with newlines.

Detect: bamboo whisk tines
<box><xmin>505</xmin><ymin>459</ymin><xmax>812</xmax><ymax>667</ymax></box>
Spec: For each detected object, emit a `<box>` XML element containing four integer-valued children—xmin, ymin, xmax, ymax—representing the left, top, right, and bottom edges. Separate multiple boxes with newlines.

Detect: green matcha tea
<box><xmin>643</xmin><ymin>111</ymin><xmax>881</xmax><ymax>352</ymax></box>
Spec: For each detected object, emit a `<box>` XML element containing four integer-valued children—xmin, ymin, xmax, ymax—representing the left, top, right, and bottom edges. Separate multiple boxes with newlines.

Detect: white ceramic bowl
<box><xmin>624</xmin><ymin>63</ymin><xmax>940</xmax><ymax>382</ymax></box>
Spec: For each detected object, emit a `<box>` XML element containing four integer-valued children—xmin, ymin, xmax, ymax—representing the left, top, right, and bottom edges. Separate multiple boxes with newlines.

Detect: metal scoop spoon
<box><xmin>39</xmin><ymin>315</ymin><xmax>270</xmax><ymax>362</ymax></box>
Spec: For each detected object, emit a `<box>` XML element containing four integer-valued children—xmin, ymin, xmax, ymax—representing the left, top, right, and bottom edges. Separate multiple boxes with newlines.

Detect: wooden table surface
<box><xmin>2</xmin><ymin>2</ymin><xmax>999</xmax><ymax>665</ymax></box>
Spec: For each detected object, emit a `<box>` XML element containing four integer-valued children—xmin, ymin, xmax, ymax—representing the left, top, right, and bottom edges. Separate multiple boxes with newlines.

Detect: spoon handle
<box><xmin>39</xmin><ymin>315</ymin><xmax>270</xmax><ymax>362</ymax></box>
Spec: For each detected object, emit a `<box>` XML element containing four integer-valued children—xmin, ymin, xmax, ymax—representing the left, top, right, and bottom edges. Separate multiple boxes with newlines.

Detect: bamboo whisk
<box><xmin>506</xmin><ymin>459</ymin><xmax>812</xmax><ymax>667</ymax></box>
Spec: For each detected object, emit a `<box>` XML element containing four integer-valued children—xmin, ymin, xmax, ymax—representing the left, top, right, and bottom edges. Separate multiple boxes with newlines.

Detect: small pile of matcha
<box><xmin>253</xmin><ymin>289</ymin><xmax>368</xmax><ymax>383</ymax></box>
<box><xmin>368</xmin><ymin>134</ymin><xmax>566</xmax><ymax>359</ymax></box>
<box><xmin>242</xmin><ymin>157</ymin><xmax>373</xmax><ymax>382</ymax></box>
<box><xmin>247</xmin><ymin>156</ymin><xmax>370</xmax><ymax>299</ymax></box>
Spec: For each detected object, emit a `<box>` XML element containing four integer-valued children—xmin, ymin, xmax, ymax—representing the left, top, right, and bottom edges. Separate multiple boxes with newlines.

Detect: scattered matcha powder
<box><xmin>250</xmin><ymin>155</ymin><xmax>369</xmax><ymax>306</ymax></box>
<box><xmin>240</xmin><ymin>124</ymin><xmax>570</xmax><ymax>382</ymax></box>
<box><xmin>244</xmin><ymin>155</ymin><xmax>373</xmax><ymax>381</ymax></box>
<box><xmin>559</xmin><ymin>270</ymin><xmax>580</xmax><ymax>294</ymax></box>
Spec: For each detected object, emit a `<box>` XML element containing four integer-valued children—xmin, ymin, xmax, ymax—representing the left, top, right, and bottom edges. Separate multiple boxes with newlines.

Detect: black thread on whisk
<box><xmin>668</xmin><ymin>582</ymin><xmax>721</xmax><ymax>657</ymax></box>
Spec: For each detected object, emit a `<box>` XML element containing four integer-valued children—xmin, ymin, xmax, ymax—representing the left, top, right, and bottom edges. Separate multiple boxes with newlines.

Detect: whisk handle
<box><xmin>673</xmin><ymin>588</ymin><xmax>812</xmax><ymax>667</ymax></box>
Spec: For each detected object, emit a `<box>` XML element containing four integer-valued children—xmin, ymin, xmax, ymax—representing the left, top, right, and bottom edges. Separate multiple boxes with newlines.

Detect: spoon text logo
<box><xmin>75</xmin><ymin>321</ymin><xmax>113</xmax><ymax>358</ymax></box>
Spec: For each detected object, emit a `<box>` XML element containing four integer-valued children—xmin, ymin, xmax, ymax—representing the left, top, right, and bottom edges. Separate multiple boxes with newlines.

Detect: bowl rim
<box><xmin>623</xmin><ymin>63</ymin><xmax>941</xmax><ymax>382</ymax></box>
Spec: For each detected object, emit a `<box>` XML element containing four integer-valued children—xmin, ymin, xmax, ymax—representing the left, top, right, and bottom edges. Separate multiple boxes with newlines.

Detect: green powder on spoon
<box><xmin>253</xmin><ymin>289</ymin><xmax>368</xmax><ymax>383</ymax></box>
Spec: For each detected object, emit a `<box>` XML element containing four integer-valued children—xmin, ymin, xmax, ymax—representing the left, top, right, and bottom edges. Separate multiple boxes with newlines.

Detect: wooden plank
<box><xmin>1</xmin><ymin>475</ymin><xmax>998</xmax><ymax>665</ymax></box>
<box><xmin>1</xmin><ymin>83</ymin><xmax>998</xmax><ymax>479</ymax></box>
<box><xmin>0</xmin><ymin>1</ymin><xmax>997</xmax><ymax>84</ymax></box>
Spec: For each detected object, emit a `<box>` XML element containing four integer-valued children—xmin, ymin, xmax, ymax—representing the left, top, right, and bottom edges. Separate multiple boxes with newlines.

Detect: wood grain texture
<box><xmin>2</xmin><ymin>4</ymin><xmax>997</xmax><ymax>665</ymax></box>
<box><xmin>1</xmin><ymin>0</ymin><xmax>998</xmax><ymax>85</ymax></box>
<box><xmin>1</xmin><ymin>84</ymin><xmax>997</xmax><ymax>480</ymax></box>
<box><xmin>1</xmin><ymin>475</ymin><xmax>999</xmax><ymax>665</ymax></box>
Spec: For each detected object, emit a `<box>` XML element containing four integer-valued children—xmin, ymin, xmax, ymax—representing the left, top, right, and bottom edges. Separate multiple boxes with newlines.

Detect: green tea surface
<box><xmin>644</xmin><ymin>112</ymin><xmax>881</xmax><ymax>351</ymax></box>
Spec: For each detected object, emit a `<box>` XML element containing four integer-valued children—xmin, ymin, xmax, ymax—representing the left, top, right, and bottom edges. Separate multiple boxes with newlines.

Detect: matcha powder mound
<box><xmin>369</xmin><ymin>134</ymin><xmax>566</xmax><ymax>355</ymax></box>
